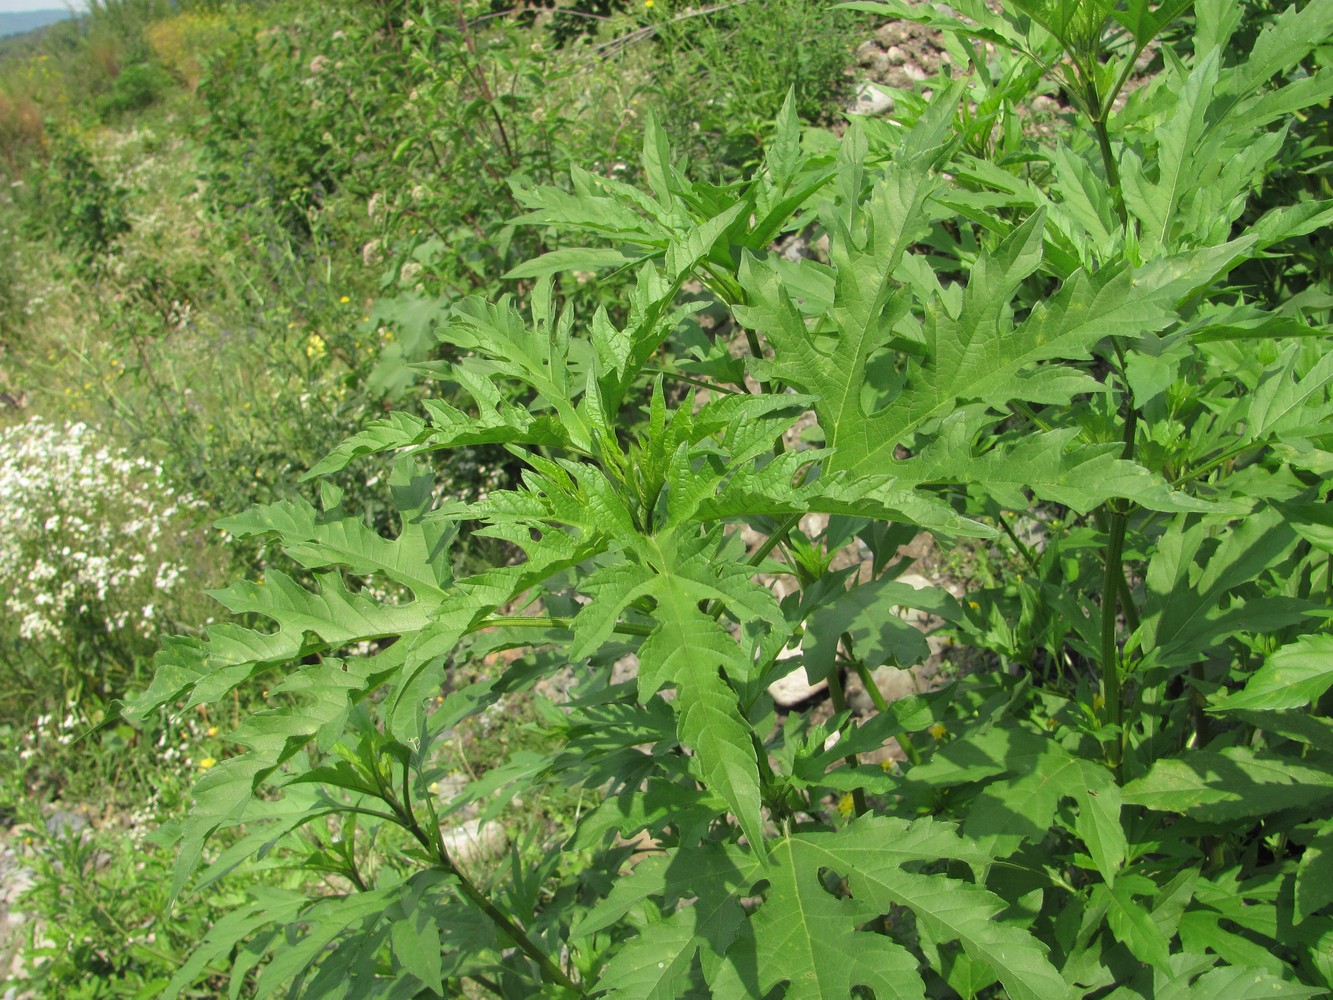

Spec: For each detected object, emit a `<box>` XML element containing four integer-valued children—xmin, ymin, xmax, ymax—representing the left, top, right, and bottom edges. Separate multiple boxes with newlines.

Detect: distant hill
<box><xmin>0</xmin><ymin>9</ymin><xmax>76</xmax><ymax>40</ymax></box>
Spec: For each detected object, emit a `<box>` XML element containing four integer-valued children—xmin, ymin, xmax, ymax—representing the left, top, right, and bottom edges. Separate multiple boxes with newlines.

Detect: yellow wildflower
<box><xmin>928</xmin><ymin>722</ymin><xmax>948</xmax><ymax>740</ymax></box>
<box><xmin>199</xmin><ymin>757</ymin><xmax>217</xmax><ymax>770</ymax></box>
<box><xmin>339</xmin><ymin>296</ymin><xmax>351</xmax><ymax>304</ymax></box>
<box><xmin>836</xmin><ymin>793</ymin><xmax>855</xmax><ymax>818</ymax></box>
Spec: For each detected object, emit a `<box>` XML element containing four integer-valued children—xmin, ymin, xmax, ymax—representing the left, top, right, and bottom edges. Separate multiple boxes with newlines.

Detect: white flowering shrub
<box><xmin>0</xmin><ymin>416</ymin><xmax>211</xmax><ymax>710</ymax></box>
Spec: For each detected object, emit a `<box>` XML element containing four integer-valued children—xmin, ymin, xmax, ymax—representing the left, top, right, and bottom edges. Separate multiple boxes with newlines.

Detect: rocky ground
<box><xmin>855</xmin><ymin>16</ymin><xmax>955</xmax><ymax>103</ymax></box>
<box><xmin>1</xmin><ymin>811</ymin><xmax>87</xmax><ymax>999</ymax></box>
<box><xmin>0</xmin><ymin>840</ymin><xmax>33</xmax><ymax>999</ymax></box>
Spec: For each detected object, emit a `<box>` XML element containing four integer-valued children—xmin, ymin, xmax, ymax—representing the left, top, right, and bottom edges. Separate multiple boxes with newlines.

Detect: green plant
<box><xmin>124</xmin><ymin>0</ymin><xmax>1333</xmax><ymax>996</ymax></box>
<box><xmin>637</xmin><ymin>0</ymin><xmax>863</xmax><ymax>173</ymax></box>
<box><xmin>1</xmin><ymin>755</ymin><xmax>258</xmax><ymax>998</ymax></box>
<box><xmin>95</xmin><ymin>59</ymin><xmax>173</xmax><ymax>119</ymax></box>
<box><xmin>33</xmin><ymin>131</ymin><xmax>132</xmax><ymax>273</ymax></box>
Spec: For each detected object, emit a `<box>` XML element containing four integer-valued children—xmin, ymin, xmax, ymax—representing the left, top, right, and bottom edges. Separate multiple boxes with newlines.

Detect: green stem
<box><xmin>829</xmin><ymin>640</ymin><xmax>867</xmax><ymax>818</ymax></box>
<box><xmin>391</xmin><ymin>761</ymin><xmax>585</xmax><ymax>994</ymax></box>
<box><xmin>470</xmin><ymin>974</ymin><xmax>505</xmax><ymax>997</ymax></box>
<box><xmin>1090</xmin><ymin>114</ymin><xmax>1127</xmax><ymax>227</ymax></box>
<box><xmin>343</xmin><ymin>859</ymin><xmax>369</xmax><ymax>893</ymax></box>
<box><xmin>852</xmin><ymin>659</ymin><xmax>890</xmax><ymax>715</ymax></box>
<box><xmin>452</xmin><ymin>869</ymin><xmax>583</xmax><ymax>994</ymax></box>
<box><xmin>1101</xmin><ymin>355</ymin><xmax>1139</xmax><ymax>773</ymax></box>
<box><xmin>847</xmin><ymin>647</ymin><xmax>922</xmax><ymax>767</ymax></box>
<box><xmin>641</xmin><ymin>366</ymin><xmax>742</xmax><ymax>396</ymax></box>
<box><xmin>746</xmin><ymin>513</ymin><xmax>803</xmax><ymax>569</ymax></box>
<box><xmin>1100</xmin><ymin>503</ymin><xmax>1128</xmax><ymax>772</ymax></box>
<box><xmin>1172</xmin><ymin>443</ymin><xmax>1249</xmax><ymax>489</ymax></box>
<box><xmin>1187</xmin><ymin>661</ymin><xmax>1210</xmax><ymax>750</ymax></box>
<box><xmin>996</xmin><ymin>511</ymin><xmax>1040</xmax><ymax>576</ymax></box>
<box><xmin>896</xmin><ymin>730</ymin><xmax>921</xmax><ymax>767</ymax></box>
<box><xmin>1010</xmin><ymin>399</ymin><xmax>1055</xmax><ymax>433</ymax></box>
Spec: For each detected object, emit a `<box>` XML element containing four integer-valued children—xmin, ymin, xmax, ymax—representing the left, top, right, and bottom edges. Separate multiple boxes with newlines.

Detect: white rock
<box><xmin>799</xmin><ymin>512</ymin><xmax>829</xmax><ymax>540</ymax></box>
<box><xmin>870</xmin><ymin>665</ymin><xmax>924</xmax><ymax>703</ymax></box>
<box><xmin>768</xmin><ymin>645</ymin><xmax>827</xmax><ymax>707</ymax></box>
<box><xmin>769</xmin><ymin>666</ymin><xmax>827</xmax><ymax>707</ymax></box>
<box><xmin>440</xmin><ymin>818</ymin><xmax>507</xmax><ymax>868</ymax></box>
<box><xmin>852</xmin><ymin>83</ymin><xmax>895</xmax><ymax>117</ymax></box>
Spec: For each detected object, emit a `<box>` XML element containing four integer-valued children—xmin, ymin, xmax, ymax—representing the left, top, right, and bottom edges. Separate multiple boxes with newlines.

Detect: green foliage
<box><xmin>2</xmin><ymin>791</ymin><xmax>263</xmax><ymax>998</ymax></box>
<box><xmin>119</xmin><ymin>0</ymin><xmax>1333</xmax><ymax>993</ymax></box>
<box><xmin>95</xmin><ymin>59</ymin><xmax>173</xmax><ymax>119</ymax></box>
<box><xmin>192</xmin><ymin>1</ymin><xmax>628</xmax><ymax>297</ymax></box>
<box><xmin>0</xmin><ymin>0</ymin><xmax>1322</xmax><ymax>993</ymax></box>
<box><xmin>33</xmin><ymin>130</ymin><xmax>132</xmax><ymax>272</ymax></box>
<box><xmin>642</xmin><ymin>0</ymin><xmax>863</xmax><ymax>171</ymax></box>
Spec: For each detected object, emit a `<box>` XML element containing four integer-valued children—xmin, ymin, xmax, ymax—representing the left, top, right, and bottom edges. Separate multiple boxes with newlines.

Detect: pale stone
<box><xmin>768</xmin><ymin>665</ymin><xmax>827</xmax><ymax>707</ymax></box>
<box><xmin>875</xmin><ymin>24</ymin><xmax>906</xmax><ymax>45</ymax></box>
<box><xmin>768</xmin><ymin>645</ymin><xmax>827</xmax><ymax>707</ymax></box>
<box><xmin>440</xmin><ymin>818</ymin><xmax>507</xmax><ymax>867</ymax></box>
<box><xmin>852</xmin><ymin>83</ymin><xmax>895</xmax><ymax>117</ymax></box>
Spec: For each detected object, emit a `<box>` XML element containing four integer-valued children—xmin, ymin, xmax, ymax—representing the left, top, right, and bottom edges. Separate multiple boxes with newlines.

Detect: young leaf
<box><xmin>901</xmin><ymin>416</ymin><xmax>1220</xmax><ymax>515</ymax></box>
<box><xmin>1211</xmin><ymin>634</ymin><xmax>1333</xmax><ymax>713</ymax></box>
<box><xmin>901</xmin><ymin>725</ymin><xmax>1126</xmax><ymax>884</ymax></box>
<box><xmin>637</xmin><ymin>574</ymin><xmax>767</xmax><ymax>853</ymax></box>
<box><xmin>1135</xmin><ymin>506</ymin><xmax>1305</xmax><ymax>669</ymax></box>
<box><xmin>803</xmin><ymin>576</ymin><xmax>958</xmax><ymax>683</ymax></box>
<box><xmin>1122</xmin><ymin>747</ymin><xmax>1333</xmax><ymax>822</ymax></box>
<box><xmin>1096</xmin><ymin>878</ymin><xmax>1173</xmax><ymax>972</ymax></box>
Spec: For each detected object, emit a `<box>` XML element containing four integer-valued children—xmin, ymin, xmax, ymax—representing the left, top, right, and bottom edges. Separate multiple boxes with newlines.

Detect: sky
<box><xmin>0</xmin><ymin>0</ymin><xmax>86</xmax><ymax>14</ymax></box>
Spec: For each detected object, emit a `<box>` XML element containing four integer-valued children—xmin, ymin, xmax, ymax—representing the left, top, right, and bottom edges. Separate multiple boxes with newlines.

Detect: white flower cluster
<box><xmin>17</xmin><ymin>707</ymin><xmax>85</xmax><ymax>761</ymax></box>
<box><xmin>0</xmin><ymin>416</ymin><xmax>205</xmax><ymax>648</ymax></box>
